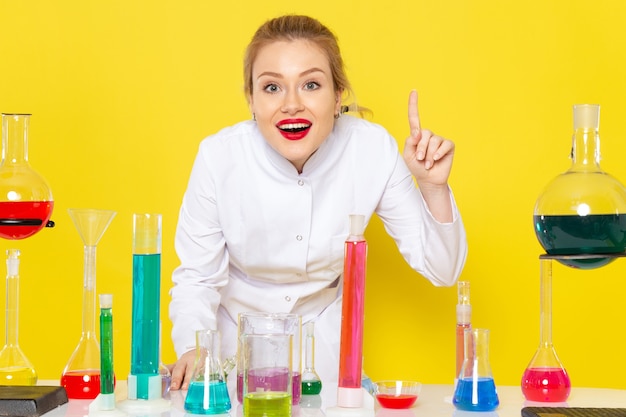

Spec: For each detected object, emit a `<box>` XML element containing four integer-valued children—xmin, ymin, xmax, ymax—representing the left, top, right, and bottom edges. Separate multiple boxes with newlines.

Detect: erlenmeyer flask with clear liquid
<box><xmin>0</xmin><ymin>249</ymin><xmax>37</xmax><ymax>385</ymax></box>
<box><xmin>521</xmin><ymin>258</ymin><xmax>571</xmax><ymax>402</ymax></box>
<box><xmin>60</xmin><ymin>208</ymin><xmax>116</xmax><ymax>399</ymax></box>
<box><xmin>0</xmin><ymin>113</ymin><xmax>54</xmax><ymax>239</ymax></box>
<box><xmin>533</xmin><ymin>104</ymin><xmax>626</xmax><ymax>269</ymax></box>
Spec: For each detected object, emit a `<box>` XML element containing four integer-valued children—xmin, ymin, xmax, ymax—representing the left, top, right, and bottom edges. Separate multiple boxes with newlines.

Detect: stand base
<box><xmin>88</xmin><ymin>393</ymin><xmax>128</xmax><ymax>417</ymax></box>
<box><xmin>0</xmin><ymin>385</ymin><xmax>68</xmax><ymax>417</ymax></box>
<box><xmin>116</xmin><ymin>398</ymin><xmax>170</xmax><ymax>414</ymax></box>
<box><xmin>325</xmin><ymin>406</ymin><xmax>375</xmax><ymax>417</ymax></box>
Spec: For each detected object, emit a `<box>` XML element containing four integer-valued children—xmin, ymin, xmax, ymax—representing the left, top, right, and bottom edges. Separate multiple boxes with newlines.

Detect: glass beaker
<box><xmin>0</xmin><ymin>113</ymin><xmax>54</xmax><ymax>239</ymax></box>
<box><xmin>184</xmin><ymin>329</ymin><xmax>231</xmax><ymax>415</ymax></box>
<box><xmin>61</xmin><ymin>208</ymin><xmax>116</xmax><ymax>399</ymax></box>
<box><xmin>0</xmin><ymin>249</ymin><xmax>37</xmax><ymax>385</ymax></box>
<box><xmin>242</xmin><ymin>333</ymin><xmax>292</xmax><ymax>417</ymax></box>
<box><xmin>453</xmin><ymin>328</ymin><xmax>499</xmax><ymax>412</ymax></box>
<box><xmin>521</xmin><ymin>258</ymin><xmax>571</xmax><ymax>402</ymax></box>
<box><xmin>128</xmin><ymin>213</ymin><xmax>162</xmax><ymax>400</ymax></box>
<box><xmin>533</xmin><ymin>104</ymin><xmax>626</xmax><ymax>269</ymax></box>
<box><xmin>301</xmin><ymin>321</ymin><xmax>322</xmax><ymax>395</ymax></box>
<box><xmin>236</xmin><ymin>312</ymin><xmax>301</xmax><ymax>405</ymax></box>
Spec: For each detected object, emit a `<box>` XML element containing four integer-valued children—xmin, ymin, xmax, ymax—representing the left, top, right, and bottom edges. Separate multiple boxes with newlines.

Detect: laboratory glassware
<box><xmin>0</xmin><ymin>249</ymin><xmax>37</xmax><ymax>385</ymax></box>
<box><xmin>521</xmin><ymin>258</ymin><xmax>571</xmax><ymax>402</ymax></box>
<box><xmin>453</xmin><ymin>328</ymin><xmax>499</xmax><ymax>412</ymax></box>
<box><xmin>0</xmin><ymin>113</ymin><xmax>54</xmax><ymax>239</ymax></box>
<box><xmin>99</xmin><ymin>294</ymin><xmax>115</xmax><ymax>410</ymax></box>
<box><xmin>336</xmin><ymin>214</ymin><xmax>367</xmax><ymax>407</ymax></box>
<box><xmin>456</xmin><ymin>281</ymin><xmax>471</xmax><ymax>383</ymax></box>
<box><xmin>184</xmin><ymin>329</ymin><xmax>231</xmax><ymax>415</ymax></box>
<box><xmin>61</xmin><ymin>208</ymin><xmax>116</xmax><ymax>399</ymax></box>
<box><xmin>533</xmin><ymin>104</ymin><xmax>626</xmax><ymax>269</ymax></box>
<box><xmin>128</xmin><ymin>213</ymin><xmax>162</xmax><ymax>400</ymax></box>
<box><xmin>236</xmin><ymin>312</ymin><xmax>302</xmax><ymax>405</ymax></box>
<box><xmin>301</xmin><ymin>321</ymin><xmax>322</xmax><ymax>395</ymax></box>
<box><xmin>242</xmin><ymin>333</ymin><xmax>292</xmax><ymax>417</ymax></box>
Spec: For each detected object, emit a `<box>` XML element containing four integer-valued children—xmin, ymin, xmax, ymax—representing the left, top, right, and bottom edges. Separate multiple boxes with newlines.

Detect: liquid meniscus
<box><xmin>244</xmin><ymin>391</ymin><xmax>291</xmax><ymax>417</ymax></box>
<box><xmin>60</xmin><ymin>370</ymin><xmax>101</xmax><ymax>399</ymax></box>
<box><xmin>184</xmin><ymin>380</ymin><xmax>231</xmax><ymax>414</ymax></box>
<box><xmin>533</xmin><ymin>214</ymin><xmax>626</xmax><ymax>269</ymax></box>
<box><xmin>453</xmin><ymin>377</ymin><xmax>499</xmax><ymax>412</ymax></box>
<box><xmin>0</xmin><ymin>366</ymin><xmax>37</xmax><ymax>385</ymax></box>
<box><xmin>0</xmin><ymin>201</ymin><xmax>54</xmax><ymax>239</ymax></box>
<box><xmin>376</xmin><ymin>394</ymin><xmax>418</xmax><ymax>409</ymax></box>
<box><xmin>521</xmin><ymin>367</ymin><xmax>571</xmax><ymax>402</ymax></box>
<box><xmin>302</xmin><ymin>379</ymin><xmax>322</xmax><ymax>395</ymax></box>
<box><xmin>237</xmin><ymin>370</ymin><xmax>301</xmax><ymax>405</ymax></box>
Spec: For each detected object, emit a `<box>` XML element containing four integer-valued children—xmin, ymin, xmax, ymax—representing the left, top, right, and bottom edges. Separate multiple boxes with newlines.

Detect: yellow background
<box><xmin>1</xmin><ymin>0</ymin><xmax>625</xmax><ymax>390</ymax></box>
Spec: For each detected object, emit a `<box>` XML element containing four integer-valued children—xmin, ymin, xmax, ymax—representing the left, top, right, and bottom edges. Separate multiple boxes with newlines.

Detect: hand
<box><xmin>403</xmin><ymin>90</ymin><xmax>455</xmax><ymax>189</ymax></box>
<box><xmin>168</xmin><ymin>350</ymin><xmax>196</xmax><ymax>390</ymax></box>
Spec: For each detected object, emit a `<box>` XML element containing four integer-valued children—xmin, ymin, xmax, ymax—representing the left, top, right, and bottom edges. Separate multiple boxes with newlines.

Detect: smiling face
<box><xmin>248</xmin><ymin>39</ymin><xmax>342</xmax><ymax>173</ymax></box>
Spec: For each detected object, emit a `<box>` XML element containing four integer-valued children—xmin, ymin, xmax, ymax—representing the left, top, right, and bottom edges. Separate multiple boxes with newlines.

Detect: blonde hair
<box><xmin>243</xmin><ymin>15</ymin><xmax>368</xmax><ymax>116</ymax></box>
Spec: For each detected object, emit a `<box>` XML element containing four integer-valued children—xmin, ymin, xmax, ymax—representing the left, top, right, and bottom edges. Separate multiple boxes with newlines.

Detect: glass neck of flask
<box><xmin>82</xmin><ymin>245</ymin><xmax>97</xmax><ymax>338</ymax></box>
<box><xmin>539</xmin><ymin>259</ymin><xmax>554</xmax><ymax>347</ymax></box>
<box><xmin>5</xmin><ymin>249</ymin><xmax>21</xmax><ymax>347</ymax></box>
<box><xmin>1</xmin><ymin>114</ymin><xmax>30</xmax><ymax>166</ymax></box>
<box><xmin>570</xmin><ymin>127</ymin><xmax>601</xmax><ymax>173</ymax></box>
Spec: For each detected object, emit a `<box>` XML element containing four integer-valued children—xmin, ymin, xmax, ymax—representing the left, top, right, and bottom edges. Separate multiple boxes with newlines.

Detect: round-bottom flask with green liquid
<box><xmin>534</xmin><ymin>104</ymin><xmax>626</xmax><ymax>269</ymax></box>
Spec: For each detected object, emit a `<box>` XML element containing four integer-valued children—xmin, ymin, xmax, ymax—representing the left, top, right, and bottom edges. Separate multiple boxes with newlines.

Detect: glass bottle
<box><xmin>0</xmin><ymin>113</ymin><xmax>54</xmax><ymax>239</ymax></box>
<box><xmin>128</xmin><ymin>213</ymin><xmax>162</xmax><ymax>400</ymax></box>
<box><xmin>453</xmin><ymin>328</ymin><xmax>499</xmax><ymax>412</ymax></box>
<box><xmin>533</xmin><ymin>104</ymin><xmax>626</xmax><ymax>269</ymax></box>
<box><xmin>61</xmin><ymin>208</ymin><xmax>116</xmax><ymax>399</ymax></box>
<box><xmin>0</xmin><ymin>249</ymin><xmax>37</xmax><ymax>385</ymax></box>
<box><xmin>184</xmin><ymin>329</ymin><xmax>231</xmax><ymax>415</ymax></box>
<box><xmin>521</xmin><ymin>258</ymin><xmax>571</xmax><ymax>402</ymax></box>
<box><xmin>456</xmin><ymin>281</ymin><xmax>471</xmax><ymax>382</ymax></box>
<box><xmin>337</xmin><ymin>214</ymin><xmax>367</xmax><ymax>408</ymax></box>
<box><xmin>301</xmin><ymin>321</ymin><xmax>322</xmax><ymax>395</ymax></box>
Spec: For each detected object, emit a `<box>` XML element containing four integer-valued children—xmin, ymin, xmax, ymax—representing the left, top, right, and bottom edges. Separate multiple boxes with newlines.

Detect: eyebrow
<box><xmin>256</xmin><ymin>67</ymin><xmax>327</xmax><ymax>80</ymax></box>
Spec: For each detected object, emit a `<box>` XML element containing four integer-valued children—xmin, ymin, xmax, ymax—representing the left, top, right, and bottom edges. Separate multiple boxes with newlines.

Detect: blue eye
<box><xmin>264</xmin><ymin>84</ymin><xmax>280</xmax><ymax>93</ymax></box>
<box><xmin>304</xmin><ymin>82</ymin><xmax>320</xmax><ymax>90</ymax></box>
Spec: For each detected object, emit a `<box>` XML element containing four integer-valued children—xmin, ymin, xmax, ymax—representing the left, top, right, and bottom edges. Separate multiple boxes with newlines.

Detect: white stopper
<box><xmin>99</xmin><ymin>293</ymin><xmax>113</xmax><ymax>309</ymax></box>
<box><xmin>349</xmin><ymin>214</ymin><xmax>365</xmax><ymax>236</ymax></box>
<box><xmin>573</xmin><ymin>104</ymin><xmax>600</xmax><ymax>130</ymax></box>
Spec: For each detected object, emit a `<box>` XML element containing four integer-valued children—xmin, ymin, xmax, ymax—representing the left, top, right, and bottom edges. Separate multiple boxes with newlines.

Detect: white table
<box><xmin>39</xmin><ymin>381</ymin><xmax>626</xmax><ymax>417</ymax></box>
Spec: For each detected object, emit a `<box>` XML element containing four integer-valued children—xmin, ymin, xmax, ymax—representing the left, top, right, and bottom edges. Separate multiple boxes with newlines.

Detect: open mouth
<box><xmin>277</xmin><ymin>120</ymin><xmax>312</xmax><ymax>140</ymax></box>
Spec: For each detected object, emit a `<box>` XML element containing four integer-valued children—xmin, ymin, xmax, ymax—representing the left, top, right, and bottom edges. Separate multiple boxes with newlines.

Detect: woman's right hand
<box><xmin>168</xmin><ymin>350</ymin><xmax>196</xmax><ymax>390</ymax></box>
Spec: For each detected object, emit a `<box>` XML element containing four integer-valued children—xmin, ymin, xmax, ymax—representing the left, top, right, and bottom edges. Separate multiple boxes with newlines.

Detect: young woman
<box><xmin>168</xmin><ymin>14</ymin><xmax>467</xmax><ymax>392</ymax></box>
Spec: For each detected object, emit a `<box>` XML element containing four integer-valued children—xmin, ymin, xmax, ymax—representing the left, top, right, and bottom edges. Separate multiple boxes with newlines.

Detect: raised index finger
<box><xmin>408</xmin><ymin>90</ymin><xmax>421</xmax><ymax>133</ymax></box>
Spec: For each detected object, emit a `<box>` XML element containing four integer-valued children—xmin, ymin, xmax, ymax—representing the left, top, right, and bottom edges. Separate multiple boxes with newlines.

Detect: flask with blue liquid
<box><xmin>453</xmin><ymin>328</ymin><xmax>499</xmax><ymax>412</ymax></box>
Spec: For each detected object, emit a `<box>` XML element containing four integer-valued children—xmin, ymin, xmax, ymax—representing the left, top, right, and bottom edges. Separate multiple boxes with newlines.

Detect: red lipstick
<box><xmin>276</xmin><ymin>118</ymin><xmax>312</xmax><ymax>141</ymax></box>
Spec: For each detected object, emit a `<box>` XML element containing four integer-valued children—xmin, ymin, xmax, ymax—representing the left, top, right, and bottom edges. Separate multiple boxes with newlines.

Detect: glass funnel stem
<box><xmin>539</xmin><ymin>259</ymin><xmax>553</xmax><ymax>347</ymax></box>
<box><xmin>82</xmin><ymin>245</ymin><xmax>97</xmax><ymax>338</ymax></box>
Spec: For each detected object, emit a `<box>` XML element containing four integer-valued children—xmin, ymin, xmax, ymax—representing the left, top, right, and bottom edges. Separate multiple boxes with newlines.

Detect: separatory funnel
<box><xmin>61</xmin><ymin>208</ymin><xmax>116</xmax><ymax>399</ymax></box>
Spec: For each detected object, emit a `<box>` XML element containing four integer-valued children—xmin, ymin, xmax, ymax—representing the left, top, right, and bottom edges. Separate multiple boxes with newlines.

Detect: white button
<box><xmin>296</xmin><ymin>235</ymin><xmax>303</xmax><ymax>241</ymax></box>
<box><xmin>285</xmin><ymin>296</ymin><xmax>291</xmax><ymax>302</ymax></box>
<box><xmin>298</xmin><ymin>179</ymin><xmax>304</xmax><ymax>186</ymax></box>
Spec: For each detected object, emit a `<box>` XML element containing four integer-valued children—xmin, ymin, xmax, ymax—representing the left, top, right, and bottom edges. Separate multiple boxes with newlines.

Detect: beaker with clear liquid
<box><xmin>184</xmin><ymin>329</ymin><xmax>231</xmax><ymax>415</ymax></box>
<box><xmin>521</xmin><ymin>258</ymin><xmax>571</xmax><ymax>402</ymax></box>
<box><xmin>0</xmin><ymin>249</ymin><xmax>37</xmax><ymax>385</ymax></box>
<box><xmin>61</xmin><ymin>208</ymin><xmax>116</xmax><ymax>399</ymax></box>
<box><xmin>453</xmin><ymin>328</ymin><xmax>499</xmax><ymax>412</ymax></box>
